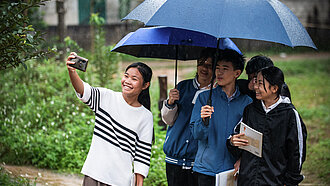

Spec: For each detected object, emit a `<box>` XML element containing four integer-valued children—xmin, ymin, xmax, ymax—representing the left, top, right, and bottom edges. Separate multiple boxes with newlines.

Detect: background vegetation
<box><xmin>0</xmin><ymin>0</ymin><xmax>53</xmax><ymax>70</ymax></box>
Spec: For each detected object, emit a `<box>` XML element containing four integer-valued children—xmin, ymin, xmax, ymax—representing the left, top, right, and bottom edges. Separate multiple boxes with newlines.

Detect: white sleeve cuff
<box><xmin>75</xmin><ymin>81</ymin><xmax>91</xmax><ymax>103</ymax></box>
<box><xmin>134</xmin><ymin>161</ymin><xmax>149</xmax><ymax>178</ymax></box>
<box><xmin>161</xmin><ymin>100</ymin><xmax>178</xmax><ymax>126</ymax></box>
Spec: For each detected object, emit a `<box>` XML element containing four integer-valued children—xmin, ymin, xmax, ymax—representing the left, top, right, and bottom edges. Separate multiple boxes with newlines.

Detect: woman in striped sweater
<box><xmin>67</xmin><ymin>52</ymin><xmax>154</xmax><ymax>186</ymax></box>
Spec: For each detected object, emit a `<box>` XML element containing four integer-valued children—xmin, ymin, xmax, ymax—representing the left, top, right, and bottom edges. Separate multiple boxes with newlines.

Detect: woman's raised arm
<box><xmin>66</xmin><ymin>52</ymin><xmax>84</xmax><ymax>95</ymax></box>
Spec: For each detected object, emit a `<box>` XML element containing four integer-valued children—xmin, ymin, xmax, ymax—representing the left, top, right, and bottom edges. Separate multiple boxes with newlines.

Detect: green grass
<box><xmin>276</xmin><ymin>58</ymin><xmax>330</xmax><ymax>184</ymax></box>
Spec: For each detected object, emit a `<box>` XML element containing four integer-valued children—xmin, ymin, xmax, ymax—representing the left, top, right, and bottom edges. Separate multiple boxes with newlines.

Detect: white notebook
<box><xmin>215</xmin><ymin>169</ymin><xmax>237</xmax><ymax>186</ymax></box>
<box><xmin>239</xmin><ymin>122</ymin><xmax>263</xmax><ymax>157</ymax></box>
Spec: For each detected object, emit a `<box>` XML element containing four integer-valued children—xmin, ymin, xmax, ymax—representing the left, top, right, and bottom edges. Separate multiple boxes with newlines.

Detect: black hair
<box><xmin>126</xmin><ymin>62</ymin><xmax>155</xmax><ymax>144</ymax></box>
<box><xmin>199</xmin><ymin>48</ymin><xmax>217</xmax><ymax>60</ymax></box>
<box><xmin>125</xmin><ymin>62</ymin><xmax>153</xmax><ymax>111</ymax></box>
<box><xmin>259</xmin><ymin>66</ymin><xmax>291</xmax><ymax>100</ymax></box>
<box><xmin>197</xmin><ymin>48</ymin><xmax>218</xmax><ymax>67</ymax></box>
<box><xmin>218</xmin><ymin>49</ymin><xmax>245</xmax><ymax>72</ymax></box>
<box><xmin>246</xmin><ymin>55</ymin><xmax>274</xmax><ymax>75</ymax></box>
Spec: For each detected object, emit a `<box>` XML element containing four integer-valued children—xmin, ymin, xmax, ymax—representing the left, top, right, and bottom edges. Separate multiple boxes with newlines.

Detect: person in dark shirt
<box><xmin>237</xmin><ymin>55</ymin><xmax>273</xmax><ymax>101</ymax></box>
<box><xmin>161</xmin><ymin>48</ymin><xmax>215</xmax><ymax>186</ymax></box>
<box><xmin>227</xmin><ymin>66</ymin><xmax>307</xmax><ymax>185</ymax></box>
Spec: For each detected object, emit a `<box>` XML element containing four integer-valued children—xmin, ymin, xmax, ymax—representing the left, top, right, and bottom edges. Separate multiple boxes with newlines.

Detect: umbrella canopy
<box><xmin>122</xmin><ymin>0</ymin><xmax>317</xmax><ymax>125</ymax></box>
<box><xmin>112</xmin><ymin>26</ymin><xmax>241</xmax><ymax>60</ymax></box>
<box><xmin>123</xmin><ymin>0</ymin><xmax>316</xmax><ymax>49</ymax></box>
<box><xmin>112</xmin><ymin>26</ymin><xmax>241</xmax><ymax>86</ymax></box>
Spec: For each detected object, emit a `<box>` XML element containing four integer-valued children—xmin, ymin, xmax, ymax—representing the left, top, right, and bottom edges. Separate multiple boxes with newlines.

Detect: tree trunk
<box><xmin>56</xmin><ymin>0</ymin><xmax>66</xmax><ymax>62</ymax></box>
<box><xmin>90</xmin><ymin>0</ymin><xmax>95</xmax><ymax>54</ymax></box>
<box><xmin>158</xmin><ymin>75</ymin><xmax>168</xmax><ymax>130</ymax></box>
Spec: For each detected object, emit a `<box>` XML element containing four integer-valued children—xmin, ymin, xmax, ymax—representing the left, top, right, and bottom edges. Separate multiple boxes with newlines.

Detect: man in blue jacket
<box><xmin>190</xmin><ymin>49</ymin><xmax>252</xmax><ymax>185</ymax></box>
<box><xmin>161</xmin><ymin>48</ymin><xmax>215</xmax><ymax>186</ymax></box>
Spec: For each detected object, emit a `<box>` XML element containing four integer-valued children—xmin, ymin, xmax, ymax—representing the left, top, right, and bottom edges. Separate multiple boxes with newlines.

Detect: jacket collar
<box><xmin>193</xmin><ymin>76</ymin><xmax>211</xmax><ymax>90</ymax></box>
<box><xmin>216</xmin><ymin>85</ymin><xmax>241</xmax><ymax>101</ymax></box>
<box><xmin>261</xmin><ymin>96</ymin><xmax>291</xmax><ymax>113</ymax></box>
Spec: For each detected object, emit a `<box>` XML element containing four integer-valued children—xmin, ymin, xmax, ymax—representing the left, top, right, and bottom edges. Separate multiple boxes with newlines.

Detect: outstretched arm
<box><xmin>66</xmin><ymin>52</ymin><xmax>84</xmax><ymax>95</ymax></box>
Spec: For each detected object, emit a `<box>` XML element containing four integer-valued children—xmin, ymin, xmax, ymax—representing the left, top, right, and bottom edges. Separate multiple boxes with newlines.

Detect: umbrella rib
<box><xmin>175</xmin><ymin>45</ymin><xmax>178</xmax><ymax>88</ymax></box>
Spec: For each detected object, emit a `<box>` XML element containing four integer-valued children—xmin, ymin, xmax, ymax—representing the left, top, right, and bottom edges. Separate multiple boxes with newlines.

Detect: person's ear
<box><xmin>142</xmin><ymin>82</ymin><xmax>150</xmax><ymax>90</ymax></box>
<box><xmin>234</xmin><ymin>70</ymin><xmax>242</xmax><ymax>78</ymax></box>
<box><xmin>271</xmin><ymin>85</ymin><xmax>278</xmax><ymax>94</ymax></box>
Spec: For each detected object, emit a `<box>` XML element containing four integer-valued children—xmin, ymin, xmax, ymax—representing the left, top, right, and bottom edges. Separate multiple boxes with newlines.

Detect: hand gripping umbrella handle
<box><xmin>203</xmin><ymin>98</ymin><xmax>212</xmax><ymax>126</ymax></box>
<box><xmin>203</xmin><ymin>38</ymin><xmax>220</xmax><ymax>127</ymax></box>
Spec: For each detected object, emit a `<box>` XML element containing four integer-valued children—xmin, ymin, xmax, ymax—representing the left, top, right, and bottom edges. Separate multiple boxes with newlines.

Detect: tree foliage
<box><xmin>89</xmin><ymin>13</ymin><xmax>120</xmax><ymax>87</ymax></box>
<box><xmin>119</xmin><ymin>0</ymin><xmax>130</xmax><ymax>19</ymax></box>
<box><xmin>0</xmin><ymin>0</ymin><xmax>53</xmax><ymax>70</ymax></box>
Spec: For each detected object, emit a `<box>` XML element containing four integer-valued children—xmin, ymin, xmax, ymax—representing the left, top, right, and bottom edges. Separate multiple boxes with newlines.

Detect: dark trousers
<box><xmin>166</xmin><ymin>162</ymin><xmax>198</xmax><ymax>186</ymax></box>
<box><xmin>82</xmin><ymin>176</ymin><xmax>110</xmax><ymax>186</ymax></box>
<box><xmin>195</xmin><ymin>172</ymin><xmax>215</xmax><ymax>186</ymax></box>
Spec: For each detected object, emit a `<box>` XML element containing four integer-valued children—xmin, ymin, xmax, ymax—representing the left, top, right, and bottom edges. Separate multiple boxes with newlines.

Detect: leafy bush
<box><xmin>89</xmin><ymin>13</ymin><xmax>120</xmax><ymax>87</ymax></box>
<box><xmin>64</xmin><ymin>36</ymin><xmax>84</xmax><ymax>54</ymax></box>
<box><xmin>0</xmin><ymin>166</ymin><xmax>33</xmax><ymax>186</ymax></box>
<box><xmin>144</xmin><ymin>81</ymin><xmax>167</xmax><ymax>185</ymax></box>
<box><xmin>0</xmin><ymin>0</ymin><xmax>53</xmax><ymax>70</ymax></box>
<box><xmin>0</xmin><ymin>58</ymin><xmax>167</xmax><ymax>185</ymax></box>
<box><xmin>0</xmin><ymin>60</ymin><xmax>95</xmax><ymax>171</ymax></box>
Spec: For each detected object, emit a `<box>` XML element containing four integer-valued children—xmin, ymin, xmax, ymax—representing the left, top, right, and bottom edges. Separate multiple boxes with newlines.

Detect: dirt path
<box><xmin>2</xmin><ymin>51</ymin><xmax>329</xmax><ymax>186</ymax></box>
<box><xmin>2</xmin><ymin>164</ymin><xmax>83</xmax><ymax>186</ymax></box>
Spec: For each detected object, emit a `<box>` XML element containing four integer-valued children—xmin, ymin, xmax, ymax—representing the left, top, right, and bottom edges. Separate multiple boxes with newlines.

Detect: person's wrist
<box><xmin>68</xmin><ymin>68</ymin><xmax>76</xmax><ymax>73</ymax></box>
<box><xmin>167</xmin><ymin>99</ymin><xmax>175</xmax><ymax>106</ymax></box>
<box><xmin>165</xmin><ymin>100</ymin><xmax>176</xmax><ymax>109</ymax></box>
<box><xmin>230</xmin><ymin>136</ymin><xmax>234</xmax><ymax>146</ymax></box>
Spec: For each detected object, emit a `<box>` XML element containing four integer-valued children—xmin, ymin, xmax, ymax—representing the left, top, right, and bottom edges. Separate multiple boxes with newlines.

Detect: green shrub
<box><xmin>0</xmin><ymin>0</ymin><xmax>54</xmax><ymax>70</ymax></box>
<box><xmin>89</xmin><ymin>13</ymin><xmax>120</xmax><ymax>87</ymax></box>
<box><xmin>0</xmin><ymin>60</ymin><xmax>94</xmax><ymax>171</ymax></box>
<box><xmin>0</xmin><ymin>58</ymin><xmax>167</xmax><ymax>184</ymax></box>
<box><xmin>0</xmin><ymin>166</ymin><xmax>33</xmax><ymax>186</ymax></box>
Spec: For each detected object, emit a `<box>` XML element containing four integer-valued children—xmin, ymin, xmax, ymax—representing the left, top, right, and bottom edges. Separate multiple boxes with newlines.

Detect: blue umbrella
<box><xmin>123</xmin><ymin>0</ymin><xmax>316</xmax><ymax>49</ymax></box>
<box><xmin>112</xmin><ymin>26</ymin><xmax>241</xmax><ymax>85</ymax></box>
<box><xmin>123</xmin><ymin>0</ymin><xmax>317</xmax><ymax>126</ymax></box>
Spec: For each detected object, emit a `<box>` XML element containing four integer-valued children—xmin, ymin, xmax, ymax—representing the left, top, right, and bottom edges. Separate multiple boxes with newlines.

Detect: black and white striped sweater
<box><xmin>76</xmin><ymin>82</ymin><xmax>153</xmax><ymax>186</ymax></box>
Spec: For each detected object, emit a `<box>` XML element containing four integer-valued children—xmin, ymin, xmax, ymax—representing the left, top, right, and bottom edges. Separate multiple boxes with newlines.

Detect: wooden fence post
<box><xmin>158</xmin><ymin>75</ymin><xmax>168</xmax><ymax>130</ymax></box>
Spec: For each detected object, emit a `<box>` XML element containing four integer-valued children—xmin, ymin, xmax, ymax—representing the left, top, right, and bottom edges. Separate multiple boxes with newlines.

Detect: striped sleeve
<box><xmin>133</xmin><ymin>112</ymin><xmax>153</xmax><ymax>177</ymax></box>
<box><xmin>75</xmin><ymin>81</ymin><xmax>100</xmax><ymax>112</ymax></box>
<box><xmin>292</xmin><ymin>109</ymin><xmax>307</xmax><ymax>169</ymax></box>
<box><xmin>284</xmin><ymin>108</ymin><xmax>307</xmax><ymax>185</ymax></box>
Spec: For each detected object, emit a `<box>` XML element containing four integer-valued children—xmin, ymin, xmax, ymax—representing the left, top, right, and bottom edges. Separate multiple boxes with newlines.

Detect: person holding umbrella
<box><xmin>190</xmin><ymin>49</ymin><xmax>252</xmax><ymax>185</ymax></box>
<box><xmin>161</xmin><ymin>48</ymin><xmax>216</xmax><ymax>186</ymax></box>
<box><xmin>66</xmin><ymin>52</ymin><xmax>154</xmax><ymax>186</ymax></box>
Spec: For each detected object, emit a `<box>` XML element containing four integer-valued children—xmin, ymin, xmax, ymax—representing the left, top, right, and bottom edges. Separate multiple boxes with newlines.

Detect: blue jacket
<box><xmin>190</xmin><ymin>86</ymin><xmax>252</xmax><ymax>176</ymax></box>
<box><xmin>163</xmin><ymin>79</ymin><xmax>201</xmax><ymax>167</ymax></box>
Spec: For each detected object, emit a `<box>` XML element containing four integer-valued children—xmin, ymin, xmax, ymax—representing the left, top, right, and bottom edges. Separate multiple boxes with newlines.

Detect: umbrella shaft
<box><xmin>175</xmin><ymin>45</ymin><xmax>178</xmax><ymax>88</ymax></box>
<box><xmin>204</xmin><ymin>38</ymin><xmax>220</xmax><ymax>126</ymax></box>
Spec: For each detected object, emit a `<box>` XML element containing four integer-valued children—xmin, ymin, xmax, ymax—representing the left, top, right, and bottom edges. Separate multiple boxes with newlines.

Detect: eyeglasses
<box><xmin>197</xmin><ymin>58</ymin><xmax>212</xmax><ymax>69</ymax></box>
